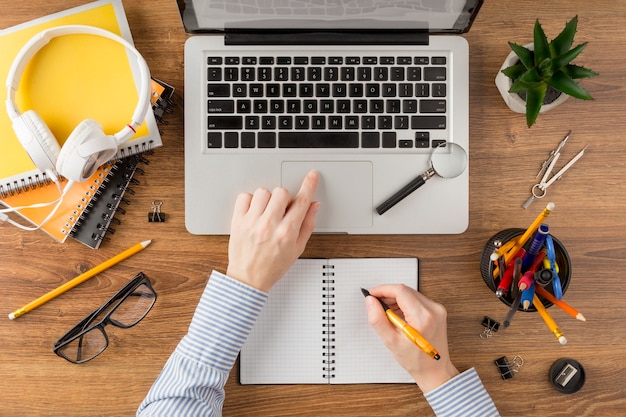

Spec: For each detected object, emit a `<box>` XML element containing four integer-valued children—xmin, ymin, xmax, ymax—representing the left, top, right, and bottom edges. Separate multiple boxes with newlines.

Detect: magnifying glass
<box><xmin>376</xmin><ymin>142</ymin><xmax>468</xmax><ymax>215</ymax></box>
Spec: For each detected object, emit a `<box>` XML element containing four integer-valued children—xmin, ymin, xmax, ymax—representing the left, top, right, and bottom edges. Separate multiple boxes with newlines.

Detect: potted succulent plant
<box><xmin>495</xmin><ymin>16</ymin><xmax>598</xmax><ymax>127</ymax></box>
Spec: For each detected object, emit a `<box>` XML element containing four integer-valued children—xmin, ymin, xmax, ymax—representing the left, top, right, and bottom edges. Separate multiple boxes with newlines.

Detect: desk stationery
<box><xmin>1</xmin><ymin>1</ymin><xmax>626</xmax><ymax>416</ymax></box>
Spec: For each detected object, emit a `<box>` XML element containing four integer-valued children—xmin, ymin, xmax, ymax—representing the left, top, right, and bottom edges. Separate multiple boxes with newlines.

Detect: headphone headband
<box><xmin>5</xmin><ymin>24</ymin><xmax>151</xmax><ymax>145</ymax></box>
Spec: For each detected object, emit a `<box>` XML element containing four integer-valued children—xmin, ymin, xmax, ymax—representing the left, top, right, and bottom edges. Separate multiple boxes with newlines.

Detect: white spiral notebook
<box><xmin>240</xmin><ymin>257</ymin><xmax>418</xmax><ymax>384</ymax></box>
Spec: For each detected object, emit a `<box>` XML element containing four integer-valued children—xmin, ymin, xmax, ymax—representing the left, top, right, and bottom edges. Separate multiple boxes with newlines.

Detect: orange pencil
<box><xmin>535</xmin><ymin>286</ymin><xmax>586</xmax><ymax>322</ymax></box>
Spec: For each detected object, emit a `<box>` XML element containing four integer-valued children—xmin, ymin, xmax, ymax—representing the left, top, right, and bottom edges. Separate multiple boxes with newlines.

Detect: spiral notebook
<box><xmin>0</xmin><ymin>161</ymin><xmax>115</xmax><ymax>242</ymax></box>
<box><xmin>0</xmin><ymin>0</ymin><xmax>162</xmax><ymax>196</ymax></box>
<box><xmin>69</xmin><ymin>154</ymin><xmax>146</xmax><ymax>249</ymax></box>
<box><xmin>240</xmin><ymin>258</ymin><xmax>418</xmax><ymax>384</ymax></box>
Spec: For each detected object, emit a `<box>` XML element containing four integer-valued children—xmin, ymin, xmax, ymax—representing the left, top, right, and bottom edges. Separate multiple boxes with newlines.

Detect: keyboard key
<box><xmin>241</xmin><ymin>132</ymin><xmax>255</xmax><ymax>148</ymax></box>
<box><xmin>420</xmin><ymin>100</ymin><xmax>447</xmax><ymax>113</ymax></box>
<box><xmin>207</xmin><ymin>84</ymin><xmax>230</xmax><ymax>97</ymax></box>
<box><xmin>295</xmin><ymin>116</ymin><xmax>309</xmax><ymax>129</ymax></box>
<box><xmin>394</xmin><ymin>115</ymin><xmax>409</xmax><ymax>129</ymax></box>
<box><xmin>262</xmin><ymin>116</ymin><xmax>276</xmax><ymax>129</ymax></box>
<box><xmin>279</xmin><ymin>132</ymin><xmax>359</xmax><ymax>148</ymax></box>
<box><xmin>207</xmin><ymin>132</ymin><xmax>222</xmax><ymax>148</ymax></box>
<box><xmin>224</xmin><ymin>132</ymin><xmax>238</xmax><ymax>148</ymax></box>
<box><xmin>424</xmin><ymin>67</ymin><xmax>446</xmax><ymax>81</ymax></box>
<box><xmin>362</xmin><ymin>132</ymin><xmax>380</xmax><ymax>148</ymax></box>
<box><xmin>258</xmin><ymin>132</ymin><xmax>276</xmax><ymax>148</ymax></box>
<box><xmin>407</xmin><ymin>67</ymin><xmax>421</xmax><ymax>81</ymax></box>
<box><xmin>411</xmin><ymin>116</ymin><xmax>446</xmax><ymax>129</ymax></box>
<box><xmin>208</xmin><ymin>100</ymin><xmax>235</xmax><ymax>113</ymax></box>
<box><xmin>207</xmin><ymin>68</ymin><xmax>222</xmax><ymax>81</ymax></box>
<box><xmin>382</xmin><ymin>132</ymin><xmax>396</xmax><ymax>148</ymax></box>
<box><xmin>415</xmin><ymin>84</ymin><xmax>429</xmax><ymax>97</ymax></box>
<box><xmin>208</xmin><ymin>116</ymin><xmax>242</xmax><ymax>130</ymax></box>
<box><xmin>245</xmin><ymin>116</ymin><xmax>259</xmax><ymax>129</ymax></box>
<box><xmin>432</xmin><ymin>56</ymin><xmax>447</xmax><ymax>65</ymax></box>
<box><xmin>433</xmin><ymin>83</ymin><xmax>447</xmax><ymax>97</ymax></box>
<box><xmin>279</xmin><ymin>116</ymin><xmax>292</xmax><ymax>129</ymax></box>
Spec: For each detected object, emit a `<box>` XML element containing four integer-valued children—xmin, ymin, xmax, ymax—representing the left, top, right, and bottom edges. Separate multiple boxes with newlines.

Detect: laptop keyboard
<box><xmin>206</xmin><ymin>54</ymin><xmax>448</xmax><ymax>150</ymax></box>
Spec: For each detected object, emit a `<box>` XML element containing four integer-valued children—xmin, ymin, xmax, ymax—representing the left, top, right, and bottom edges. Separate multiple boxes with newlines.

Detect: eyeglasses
<box><xmin>53</xmin><ymin>272</ymin><xmax>156</xmax><ymax>364</ymax></box>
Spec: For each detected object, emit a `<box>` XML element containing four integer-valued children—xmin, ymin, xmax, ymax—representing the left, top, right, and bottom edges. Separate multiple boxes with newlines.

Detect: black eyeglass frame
<box><xmin>53</xmin><ymin>272</ymin><xmax>156</xmax><ymax>364</ymax></box>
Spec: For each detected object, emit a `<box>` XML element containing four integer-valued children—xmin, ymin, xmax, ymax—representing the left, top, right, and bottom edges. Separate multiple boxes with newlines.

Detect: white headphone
<box><xmin>5</xmin><ymin>24</ymin><xmax>152</xmax><ymax>183</ymax></box>
<box><xmin>1</xmin><ymin>25</ymin><xmax>151</xmax><ymax>231</ymax></box>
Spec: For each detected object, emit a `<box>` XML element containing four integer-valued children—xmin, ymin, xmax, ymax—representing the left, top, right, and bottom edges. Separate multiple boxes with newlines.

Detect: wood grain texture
<box><xmin>1</xmin><ymin>1</ymin><xmax>625</xmax><ymax>416</ymax></box>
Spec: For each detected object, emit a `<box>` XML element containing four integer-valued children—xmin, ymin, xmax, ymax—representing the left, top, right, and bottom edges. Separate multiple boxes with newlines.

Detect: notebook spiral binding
<box><xmin>69</xmin><ymin>153</ymin><xmax>150</xmax><ymax>249</ymax></box>
<box><xmin>0</xmin><ymin>171</ymin><xmax>55</xmax><ymax>198</ymax></box>
<box><xmin>114</xmin><ymin>140</ymin><xmax>155</xmax><ymax>160</ymax></box>
<box><xmin>322</xmin><ymin>264</ymin><xmax>337</xmax><ymax>379</ymax></box>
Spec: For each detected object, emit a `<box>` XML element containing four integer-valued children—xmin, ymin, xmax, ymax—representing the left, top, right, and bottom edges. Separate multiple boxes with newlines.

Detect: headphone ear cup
<box><xmin>56</xmin><ymin>119</ymin><xmax>118</xmax><ymax>182</ymax></box>
<box><xmin>13</xmin><ymin>110</ymin><xmax>60</xmax><ymax>172</ymax></box>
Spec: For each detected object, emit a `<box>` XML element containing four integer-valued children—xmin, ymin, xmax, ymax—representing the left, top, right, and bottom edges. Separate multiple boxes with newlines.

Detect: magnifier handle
<box><xmin>376</xmin><ymin>170</ymin><xmax>432</xmax><ymax>215</ymax></box>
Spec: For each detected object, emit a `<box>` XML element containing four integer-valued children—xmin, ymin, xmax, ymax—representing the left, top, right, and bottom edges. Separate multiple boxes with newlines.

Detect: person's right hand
<box><xmin>364</xmin><ymin>284</ymin><xmax>460</xmax><ymax>393</ymax></box>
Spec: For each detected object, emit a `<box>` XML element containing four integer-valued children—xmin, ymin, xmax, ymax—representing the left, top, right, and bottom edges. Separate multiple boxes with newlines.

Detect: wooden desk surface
<box><xmin>1</xmin><ymin>1</ymin><xmax>625</xmax><ymax>416</ymax></box>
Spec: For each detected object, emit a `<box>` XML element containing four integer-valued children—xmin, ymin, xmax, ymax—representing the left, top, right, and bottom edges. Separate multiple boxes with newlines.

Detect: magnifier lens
<box><xmin>430</xmin><ymin>142</ymin><xmax>467</xmax><ymax>178</ymax></box>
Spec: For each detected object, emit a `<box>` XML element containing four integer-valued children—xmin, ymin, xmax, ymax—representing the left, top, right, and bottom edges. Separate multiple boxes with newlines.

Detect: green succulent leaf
<box><xmin>550</xmin><ymin>16</ymin><xmax>578</xmax><ymax>57</ymax></box>
<box><xmin>552</xmin><ymin>42</ymin><xmax>588</xmax><ymax>70</ymax></box>
<box><xmin>563</xmin><ymin>64</ymin><xmax>599</xmax><ymax>79</ymax></box>
<box><xmin>509</xmin><ymin>42</ymin><xmax>534</xmax><ymax>69</ymax></box>
<box><xmin>538</xmin><ymin>57</ymin><xmax>553</xmax><ymax>79</ymax></box>
<box><xmin>548</xmin><ymin>71</ymin><xmax>594</xmax><ymax>100</ymax></box>
<box><xmin>533</xmin><ymin>20</ymin><xmax>551</xmax><ymax>64</ymax></box>
<box><xmin>501</xmin><ymin>63</ymin><xmax>527</xmax><ymax>80</ymax></box>
<box><xmin>509</xmin><ymin>68</ymin><xmax>543</xmax><ymax>93</ymax></box>
<box><xmin>525</xmin><ymin>83</ymin><xmax>547</xmax><ymax>127</ymax></box>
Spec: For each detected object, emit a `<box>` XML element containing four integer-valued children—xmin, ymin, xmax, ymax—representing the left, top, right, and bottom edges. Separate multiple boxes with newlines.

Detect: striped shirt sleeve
<box><xmin>423</xmin><ymin>368</ymin><xmax>500</xmax><ymax>417</ymax></box>
<box><xmin>137</xmin><ymin>271</ymin><xmax>268</xmax><ymax>417</ymax></box>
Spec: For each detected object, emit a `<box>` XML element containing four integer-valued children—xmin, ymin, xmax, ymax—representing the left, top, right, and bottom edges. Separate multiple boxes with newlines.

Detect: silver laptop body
<box><xmin>180</xmin><ymin>0</ymin><xmax>483</xmax><ymax>234</ymax></box>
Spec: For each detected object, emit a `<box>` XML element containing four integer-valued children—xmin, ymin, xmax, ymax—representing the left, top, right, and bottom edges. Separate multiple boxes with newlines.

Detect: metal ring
<box><xmin>531</xmin><ymin>184</ymin><xmax>547</xmax><ymax>198</ymax></box>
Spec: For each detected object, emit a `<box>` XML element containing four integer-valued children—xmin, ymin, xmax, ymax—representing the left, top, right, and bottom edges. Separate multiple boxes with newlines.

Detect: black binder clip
<box><xmin>480</xmin><ymin>316</ymin><xmax>500</xmax><ymax>340</ymax></box>
<box><xmin>148</xmin><ymin>200</ymin><xmax>166</xmax><ymax>222</ymax></box>
<box><xmin>494</xmin><ymin>355</ymin><xmax>524</xmax><ymax>380</ymax></box>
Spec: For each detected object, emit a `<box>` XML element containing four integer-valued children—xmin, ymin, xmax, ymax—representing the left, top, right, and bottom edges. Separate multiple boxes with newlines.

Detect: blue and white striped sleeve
<box><xmin>423</xmin><ymin>368</ymin><xmax>500</xmax><ymax>417</ymax></box>
<box><xmin>137</xmin><ymin>270</ymin><xmax>268</xmax><ymax>417</ymax></box>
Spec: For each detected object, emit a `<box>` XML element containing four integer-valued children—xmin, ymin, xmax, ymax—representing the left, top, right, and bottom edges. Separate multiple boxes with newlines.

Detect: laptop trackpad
<box><xmin>281</xmin><ymin>161</ymin><xmax>373</xmax><ymax>230</ymax></box>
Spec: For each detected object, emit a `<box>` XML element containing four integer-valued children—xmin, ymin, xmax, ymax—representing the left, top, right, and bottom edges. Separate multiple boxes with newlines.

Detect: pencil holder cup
<box><xmin>479</xmin><ymin>228</ymin><xmax>571</xmax><ymax>312</ymax></box>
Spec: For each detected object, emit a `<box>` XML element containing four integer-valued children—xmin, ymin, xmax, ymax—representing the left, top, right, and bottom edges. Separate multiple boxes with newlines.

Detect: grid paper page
<box><xmin>331</xmin><ymin>258</ymin><xmax>417</xmax><ymax>383</ymax></box>
<box><xmin>240</xmin><ymin>259</ymin><xmax>325</xmax><ymax>384</ymax></box>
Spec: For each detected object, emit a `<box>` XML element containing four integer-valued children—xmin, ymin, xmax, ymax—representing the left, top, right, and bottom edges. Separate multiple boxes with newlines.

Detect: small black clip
<box><xmin>148</xmin><ymin>200</ymin><xmax>166</xmax><ymax>222</ymax></box>
<box><xmin>480</xmin><ymin>316</ymin><xmax>500</xmax><ymax>339</ymax></box>
<box><xmin>494</xmin><ymin>355</ymin><xmax>524</xmax><ymax>380</ymax></box>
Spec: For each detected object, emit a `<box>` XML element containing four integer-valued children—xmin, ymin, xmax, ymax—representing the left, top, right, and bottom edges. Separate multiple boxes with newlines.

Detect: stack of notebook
<box><xmin>0</xmin><ymin>0</ymin><xmax>175</xmax><ymax>247</ymax></box>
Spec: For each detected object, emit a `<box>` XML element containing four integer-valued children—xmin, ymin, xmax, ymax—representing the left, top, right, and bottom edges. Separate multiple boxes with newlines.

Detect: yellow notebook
<box><xmin>0</xmin><ymin>0</ymin><xmax>161</xmax><ymax>196</ymax></box>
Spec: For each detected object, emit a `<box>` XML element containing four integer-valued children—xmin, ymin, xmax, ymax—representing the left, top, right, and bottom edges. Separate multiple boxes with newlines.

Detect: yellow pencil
<box><xmin>533</xmin><ymin>293</ymin><xmax>567</xmax><ymax>345</ymax></box>
<box><xmin>8</xmin><ymin>240</ymin><xmax>152</xmax><ymax>320</ymax></box>
<box><xmin>501</xmin><ymin>202</ymin><xmax>555</xmax><ymax>264</ymax></box>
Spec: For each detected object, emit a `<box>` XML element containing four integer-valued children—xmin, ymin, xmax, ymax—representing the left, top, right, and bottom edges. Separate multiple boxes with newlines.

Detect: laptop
<box><xmin>179</xmin><ymin>0</ymin><xmax>483</xmax><ymax>235</ymax></box>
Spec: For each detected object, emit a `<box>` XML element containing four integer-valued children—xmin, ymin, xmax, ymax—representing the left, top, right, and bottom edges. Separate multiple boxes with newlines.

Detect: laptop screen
<box><xmin>177</xmin><ymin>0</ymin><xmax>483</xmax><ymax>33</ymax></box>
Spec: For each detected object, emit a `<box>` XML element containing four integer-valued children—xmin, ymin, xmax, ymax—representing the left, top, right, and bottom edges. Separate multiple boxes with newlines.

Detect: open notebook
<box><xmin>240</xmin><ymin>258</ymin><xmax>418</xmax><ymax>384</ymax></box>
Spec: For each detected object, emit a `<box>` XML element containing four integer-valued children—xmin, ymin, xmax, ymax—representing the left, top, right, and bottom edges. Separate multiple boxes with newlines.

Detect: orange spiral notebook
<box><xmin>0</xmin><ymin>162</ymin><xmax>114</xmax><ymax>242</ymax></box>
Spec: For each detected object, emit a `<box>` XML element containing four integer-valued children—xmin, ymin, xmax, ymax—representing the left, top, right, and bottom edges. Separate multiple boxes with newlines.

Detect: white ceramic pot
<box><xmin>495</xmin><ymin>43</ymin><xmax>569</xmax><ymax>114</ymax></box>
